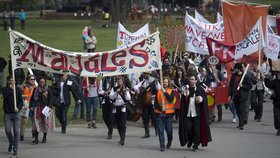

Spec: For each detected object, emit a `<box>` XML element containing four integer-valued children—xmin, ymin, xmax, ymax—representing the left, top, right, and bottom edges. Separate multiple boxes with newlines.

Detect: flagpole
<box><xmin>259</xmin><ymin>16</ymin><xmax>263</xmax><ymax>67</ymax></box>
<box><xmin>172</xmin><ymin>44</ymin><xmax>179</xmax><ymax>64</ymax></box>
<box><xmin>8</xmin><ymin>28</ymin><xmax>18</xmax><ymax>112</ymax></box>
<box><xmin>157</xmin><ymin>27</ymin><xmax>165</xmax><ymax>112</ymax></box>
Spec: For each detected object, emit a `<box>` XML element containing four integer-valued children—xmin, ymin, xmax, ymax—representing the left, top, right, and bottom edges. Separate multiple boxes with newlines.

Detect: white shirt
<box><xmin>88</xmin><ymin>84</ymin><xmax>98</xmax><ymax>97</ymax></box>
<box><xmin>109</xmin><ymin>88</ymin><xmax>131</xmax><ymax>107</ymax></box>
<box><xmin>60</xmin><ymin>82</ymin><xmax>65</xmax><ymax>103</ymax></box>
<box><xmin>186</xmin><ymin>86</ymin><xmax>203</xmax><ymax>117</ymax></box>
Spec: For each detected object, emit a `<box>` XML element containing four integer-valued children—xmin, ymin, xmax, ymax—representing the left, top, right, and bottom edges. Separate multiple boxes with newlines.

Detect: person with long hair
<box><xmin>109</xmin><ymin>76</ymin><xmax>131</xmax><ymax>145</ymax></box>
<box><xmin>2</xmin><ymin>75</ymin><xmax>23</xmax><ymax>155</ymax></box>
<box><xmin>30</xmin><ymin>77</ymin><xmax>54</xmax><ymax>144</ymax></box>
<box><xmin>82</xmin><ymin>77</ymin><xmax>99</xmax><ymax>128</ymax></box>
<box><xmin>20</xmin><ymin>74</ymin><xmax>36</xmax><ymax>141</ymax></box>
<box><xmin>154</xmin><ymin>77</ymin><xmax>175</xmax><ymax>151</ymax></box>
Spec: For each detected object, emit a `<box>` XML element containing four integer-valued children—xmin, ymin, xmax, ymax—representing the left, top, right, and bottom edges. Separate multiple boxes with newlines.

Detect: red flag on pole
<box><xmin>206</xmin><ymin>37</ymin><xmax>235</xmax><ymax>63</ymax></box>
<box><xmin>276</xmin><ymin>17</ymin><xmax>280</xmax><ymax>36</ymax></box>
<box><xmin>222</xmin><ymin>1</ymin><xmax>268</xmax><ymax>63</ymax></box>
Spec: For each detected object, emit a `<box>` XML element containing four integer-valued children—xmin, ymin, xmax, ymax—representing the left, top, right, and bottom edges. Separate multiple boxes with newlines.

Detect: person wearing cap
<box><xmin>134</xmin><ymin>71</ymin><xmax>158</xmax><ymax>138</ymax></box>
<box><xmin>228</xmin><ymin>63</ymin><xmax>252</xmax><ymax>130</ymax></box>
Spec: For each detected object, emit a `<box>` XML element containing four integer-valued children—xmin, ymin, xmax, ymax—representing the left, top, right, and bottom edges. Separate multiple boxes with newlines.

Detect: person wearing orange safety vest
<box><xmin>20</xmin><ymin>75</ymin><xmax>36</xmax><ymax>141</ymax></box>
<box><xmin>154</xmin><ymin>77</ymin><xmax>175</xmax><ymax>151</ymax></box>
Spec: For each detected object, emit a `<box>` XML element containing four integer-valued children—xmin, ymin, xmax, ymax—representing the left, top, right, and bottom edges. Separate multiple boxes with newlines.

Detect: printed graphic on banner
<box><xmin>265</xmin><ymin>17</ymin><xmax>280</xmax><ymax>61</ymax></box>
<box><xmin>206</xmin><ymin>38</ymin><xmax>235</xmax><ymax>63</ymax></box>
<box><xmin>116</xmin><ymin>22</ymin><xmax>150</xmax><ymax>49</ymax></box>
<box><xmin>265</xmin><ymin>33</ymin><xmax>280</xmax><ymax>61</ymax></box>
<box><xmin>164</xmin><ymin>25</ymin><xmax>185</xmax><ymax>51</ymax></box>
<box><xmin>185</xmin><ymin>13</ymin><xmax>225</xmax><ymax>55</ymax></box>
<box><xmin>10</xmin><ymin>30</ymin><xmax>161</xmax><ymax>77</ymax></box>
<box><xmin>235</xmin><ymin>18</ymin><xmax>264</xmax><ymax>60</ymax></box>
<box><xmin>207</xmin><ymin>18</ymin><xmax>264</xmax><ymax>62</ymax></box>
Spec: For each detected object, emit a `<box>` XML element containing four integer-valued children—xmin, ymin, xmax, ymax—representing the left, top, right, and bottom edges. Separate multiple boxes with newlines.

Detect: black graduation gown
<box><xmin>178</xmin><ymin>85</ymin><xmax>212</xmax><ymax>147</ymax></box>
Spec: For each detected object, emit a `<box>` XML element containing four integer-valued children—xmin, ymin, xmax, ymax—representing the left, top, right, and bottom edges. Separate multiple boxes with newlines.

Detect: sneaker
<box><xmin>276</xmin><ymin>130</ymin><xmax>280</xmax><ymax>136</ymax></box>
<box><xmin>13</xmin><ymin>148</ymin><xmax>17</xmax><ymax>156</ymax></box>
<box><xmin>256</xmin><ymin>119</ymin><xmax>261</xmax><ymax>122</ymax></box>
<box><xmin>107</xmin><ymin>134</ymin><xmax>112</xmax><ymax>139</ymax></box>
<box><xmin>160</xmin><ymin>146</ymin><xmax>165</xmax><ymax>151</ymax></box>
<box><xmin>92</xmin><ymin>123</ymin><xmax>97</xmax><ymax>128</ymax></box>
<box><xmin>239</xmin><ymin>126</ymin><xmax>244</xmax><ymax>130</ymax></box>
<box><xmin>192</xmin><ymin>146</ymin><xmax>199</xmax><ymax>152</ymax></box>
<box><xmin>87</xmin><ymin>123</ymin><xmax>92</xmax><ymax>128</ymax></box>
<box><xmin>232</xmin><ymin>118</ymin><xmax>237</xmax><ymax>123</ymax></box>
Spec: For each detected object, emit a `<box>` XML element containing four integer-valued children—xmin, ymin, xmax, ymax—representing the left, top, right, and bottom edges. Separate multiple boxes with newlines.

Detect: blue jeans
<box><xmin>73</xmin><ymin>89</ymin><xmax>85</xmax><ymax>118</ymax></box>
<box><xmin>156</xmin><ymin>114</ymin><xmax>173</xmax><ymax>148</ymax></box>
<box><xmin>0</xmin><ymin>71</ymin><xmax>4</xmax><ymax>92</ymax></box>
<box><xmin>85</xmin><ymin>97</ymin><xmax>99</xmax><ymax>122</ymax></box>
<box><xmin>4</xmin><ymin>112</ymin><xmax>20</xmax><ymax>150</ymax></box>
<box><xmin>229</xmin><ymin>102</ymin><xmax>237</xmax><ymax>119</ymax></box>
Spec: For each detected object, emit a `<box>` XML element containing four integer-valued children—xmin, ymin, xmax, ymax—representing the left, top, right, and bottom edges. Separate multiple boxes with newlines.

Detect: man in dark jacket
<box><xmin>265</xmin><ymin>71</ymin><xmax>280</xmax><ymax>136</ymax></box>
<box><xmin>228</xmin><ymin>63</ymin><xmax>252</xmax><ymax>130</ymax></box>
<box><xmin>52</xmin><ymin>74</ymin><xmax>81</xmax><ymax>134</ymax></box>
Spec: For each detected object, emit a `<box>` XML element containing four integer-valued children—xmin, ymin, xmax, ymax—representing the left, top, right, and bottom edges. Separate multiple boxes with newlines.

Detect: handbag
<box><xmin>20</xmin><ymin>99</ymin><xmax>30</xmax><ymax>117</ymax></box>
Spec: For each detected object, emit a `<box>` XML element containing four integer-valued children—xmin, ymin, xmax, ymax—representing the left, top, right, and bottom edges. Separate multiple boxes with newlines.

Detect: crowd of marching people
<box><xmin>1</xmin><ymin>46</ymin><xmax>280</xmax><ymax>156</ymax></box>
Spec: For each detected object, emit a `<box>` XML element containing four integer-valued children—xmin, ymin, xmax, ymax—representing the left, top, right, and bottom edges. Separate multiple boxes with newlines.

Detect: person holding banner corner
<box><xmin>2</xmin><ymin>75</ymin><xmax>23</xmax><ymax>156</ymax></box>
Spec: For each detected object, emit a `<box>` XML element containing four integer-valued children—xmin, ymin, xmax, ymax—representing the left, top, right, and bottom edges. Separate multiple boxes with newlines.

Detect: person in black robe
<box><xmin>179</xmin><ymin>74</ymin><xmax>212</xmax><ymax>151</ymax></box>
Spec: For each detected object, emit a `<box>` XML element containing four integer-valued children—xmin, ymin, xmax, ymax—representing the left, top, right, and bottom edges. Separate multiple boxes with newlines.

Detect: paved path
<box><xmin>0</xmin><ymin>98</ymin><xmax>279</xmax><ymax>158</ymax></box>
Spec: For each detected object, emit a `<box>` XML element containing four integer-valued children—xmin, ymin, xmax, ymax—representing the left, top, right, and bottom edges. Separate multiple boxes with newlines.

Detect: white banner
<box><xmin>267</xmin><ymin>15</ymin><xmax>276</xmax><ymax>28</ymax></box>
<box><xmin>235</xmin><ymin>18</ymin><xmax>264</xmax><ymax>60</ymax></box>
<box><xmin>10</xmin><ymin>30</ymin><xmax>161</xmax><ymax>77</ymax></box>
<box><xmin>217</xmin><ymin>12</ymin><xmax>223</xmax><ymax>23</ymax></box>
<box><xmin>265</xmin><ymin>33</ymin><xmax>280</xmax><ymax>61</ymax></box>
<box><xmin>185</xmin><ymin>13</ymin><xmax>225</xmax><ymax>55</ymax></box>
<box><xmin>116</xmin><ymin>22</ymin><xmax>150</xmax><ymax>49</ymax></box>
<box><xmin>195</xmin><ymin>10</ymin><xmax>210</xmax><ymax>24</ymax></box>
<box><xmin>265</xmin><ymin>17</ymin><xmax>280</xmax><ymax>61</ymax></box>
<box><xmin>195</xmin><ymin>10</ymin><xmax>223</xmax><ymax>23</ymax></box>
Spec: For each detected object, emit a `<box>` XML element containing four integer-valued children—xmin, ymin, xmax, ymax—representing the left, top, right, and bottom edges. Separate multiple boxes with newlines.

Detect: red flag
<box><xmin>276</xmin><ymin>17</ymin><xmax>280</xmax><ymax>36</ymax></box>
<box><xmin>222</xmin><ymin>1</ymin><xmax>268</xmax><ymax>64</ymax></box>
<box><xmin>206</xmin><ymin>37</ymin><xmax>235</xmax><ymax>63</ymax></box>
<box><xmin>222</xmin><ymin>1</ymin><xmax>268</xmax><ymax>43</ymax></box>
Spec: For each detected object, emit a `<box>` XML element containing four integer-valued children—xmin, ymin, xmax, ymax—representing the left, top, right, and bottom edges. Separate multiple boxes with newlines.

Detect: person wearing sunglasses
<box><xmin>19</xmin><ymin>75</ymin><xmax>36</xmax><ymax>141</ymax></box>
